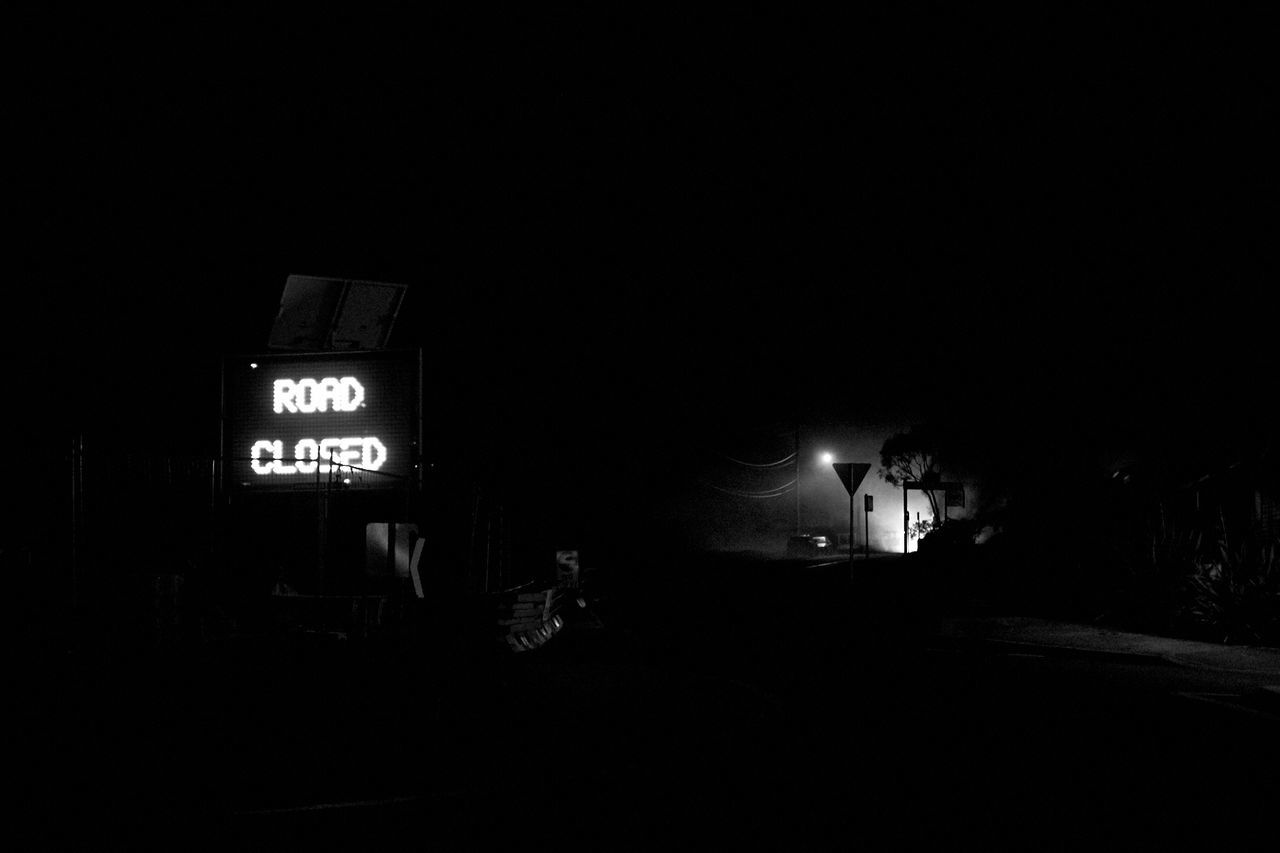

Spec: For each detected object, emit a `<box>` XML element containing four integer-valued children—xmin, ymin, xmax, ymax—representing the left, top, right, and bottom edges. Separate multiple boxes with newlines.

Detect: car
<box><xmin>786</xmin><ymin>534</ymin><xmax>832</xmax><ymax>558</ymax></box>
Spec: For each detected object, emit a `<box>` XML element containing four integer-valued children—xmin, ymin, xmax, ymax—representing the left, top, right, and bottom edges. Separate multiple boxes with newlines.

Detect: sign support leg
<box><xmin>903</xmin><ymin>485</ymin><xmax>908</xmax><ymax>554</ymax></box>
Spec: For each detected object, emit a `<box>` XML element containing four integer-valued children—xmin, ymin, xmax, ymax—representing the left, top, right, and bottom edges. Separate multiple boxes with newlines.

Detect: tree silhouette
<box><xmin>879</xmin><ymin>424</ymin><xmax>944</xmax><ymax>524</ymax></box>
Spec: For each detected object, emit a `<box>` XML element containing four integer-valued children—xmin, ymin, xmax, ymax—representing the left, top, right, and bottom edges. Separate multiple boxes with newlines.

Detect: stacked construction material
<box><xmin>493</xmin><ymin>586</ymin><xmax>567</xmax><ymax>652</ymax></box>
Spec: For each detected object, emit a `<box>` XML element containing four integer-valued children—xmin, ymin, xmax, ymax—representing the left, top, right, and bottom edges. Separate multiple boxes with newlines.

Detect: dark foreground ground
<box><xmin>21</xmin><ymin>552</ymin><xmax>1280</xmax><ymax>849</ymax></box>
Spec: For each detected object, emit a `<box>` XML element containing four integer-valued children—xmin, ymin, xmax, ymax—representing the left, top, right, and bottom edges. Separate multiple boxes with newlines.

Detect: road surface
<box><xmin>24</xmin><ymin>551</ymin><xmax>1280</xmax><ymax>849</ymax></box>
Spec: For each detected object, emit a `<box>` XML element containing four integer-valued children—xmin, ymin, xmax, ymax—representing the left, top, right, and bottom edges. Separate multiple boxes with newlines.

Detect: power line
<box><xmin>700</xmin><ymin>478</ymin><xmax>798</xmax><ymax>499</ymax></box>
<box><xmin>719</xmin><ymin>452</ymin><xmax>797</xmax><ymax>468</ymax></box>
<box><xmin>705</xmin><ymin>484</ymin><xmax>796</xmax><ymax>499</ymax></box>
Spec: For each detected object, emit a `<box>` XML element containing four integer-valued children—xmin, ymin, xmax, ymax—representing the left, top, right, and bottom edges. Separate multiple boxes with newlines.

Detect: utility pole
<box><xmin>794</xmin><ymin>425</ymin><xmax>801</xmax><ymax>534</ymax></box>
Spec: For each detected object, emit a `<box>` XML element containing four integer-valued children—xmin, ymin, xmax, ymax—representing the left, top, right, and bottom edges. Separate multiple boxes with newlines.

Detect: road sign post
<box><xmin>831</xmin><ymin>462</ymin><xmax>872</xmax><ymax>571</ymax></box>
<box><xmin>904</xmin><ymin>486</ymin><xmax>909</xmax><ymax>554</ymax></box>
<box><xmin>849</xmin><ymin>488</ymin><xmax>854</xmax><ymax>571</ymax></box>
<box><xmin>864</xmin><ymin>493</ymin><xmax>873</xmax><ymax>559</ymax></box>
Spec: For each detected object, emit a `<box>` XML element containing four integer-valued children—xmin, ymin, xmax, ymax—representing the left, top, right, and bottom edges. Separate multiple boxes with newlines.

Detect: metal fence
<box><xmin>65</xmin><ymin>441</ymin><xmax>531</xmax><ymax>641</ymax></box>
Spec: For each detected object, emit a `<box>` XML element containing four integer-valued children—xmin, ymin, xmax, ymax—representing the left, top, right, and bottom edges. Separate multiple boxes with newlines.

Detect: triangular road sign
<box><xmin>832</xmin><ymin>462</ymin><xmax>872</xmax><ymax>496</ymax></box>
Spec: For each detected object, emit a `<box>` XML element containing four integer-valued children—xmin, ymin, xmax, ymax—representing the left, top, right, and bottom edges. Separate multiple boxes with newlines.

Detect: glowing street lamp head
<box><xmin>820</xmin><ymin>451</ymin><xmax>835</xmax><ymax>465</ymax></box>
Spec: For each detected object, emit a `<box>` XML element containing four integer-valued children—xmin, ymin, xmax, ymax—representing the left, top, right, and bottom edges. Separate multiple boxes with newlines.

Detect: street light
<box><xmin>799</xmin><ymin>446</ymin><xmax>837</xmax><ymax>534</ymax></box>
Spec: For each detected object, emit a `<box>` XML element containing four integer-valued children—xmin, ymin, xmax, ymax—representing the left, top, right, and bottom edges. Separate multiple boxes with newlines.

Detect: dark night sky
<box><xmin>10</xmin><ymin>9</ymin><xmax>1276</xmax><ymax>525</ymax></box>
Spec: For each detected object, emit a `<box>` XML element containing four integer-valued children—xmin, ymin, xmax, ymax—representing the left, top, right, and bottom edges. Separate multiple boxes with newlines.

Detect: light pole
<box><xmin>818</xmin><ymin>451</ymin><xmax>843</xmax><ymax>559</ymax></box>
<box><xmin>818</xmin><ymin>451</ymin><xmax>835</xmax><ymax>546</ymax></box>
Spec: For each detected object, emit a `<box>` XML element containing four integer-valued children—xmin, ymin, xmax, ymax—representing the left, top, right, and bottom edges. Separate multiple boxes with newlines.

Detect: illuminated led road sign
<box><xmin>223</xmin><ymin>351</ymin><xmax>418</xmax><ymax>490</ymax></box>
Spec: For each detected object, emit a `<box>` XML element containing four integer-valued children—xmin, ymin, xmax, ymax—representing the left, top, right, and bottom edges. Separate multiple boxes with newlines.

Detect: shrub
<box><xmin>917</xmin><ymin>518</ymin><xmax>979</xmax><ymax>555</ymax></box>
<box><xmin>1175</xmin><ymin>533</ymin><xmax>1280</xmax><ymax>645</ymax></box>
<box><xmin>1112</xmin><ymin>516</ymin><xmax>1202</xmax><ymax>635</ymax></box>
